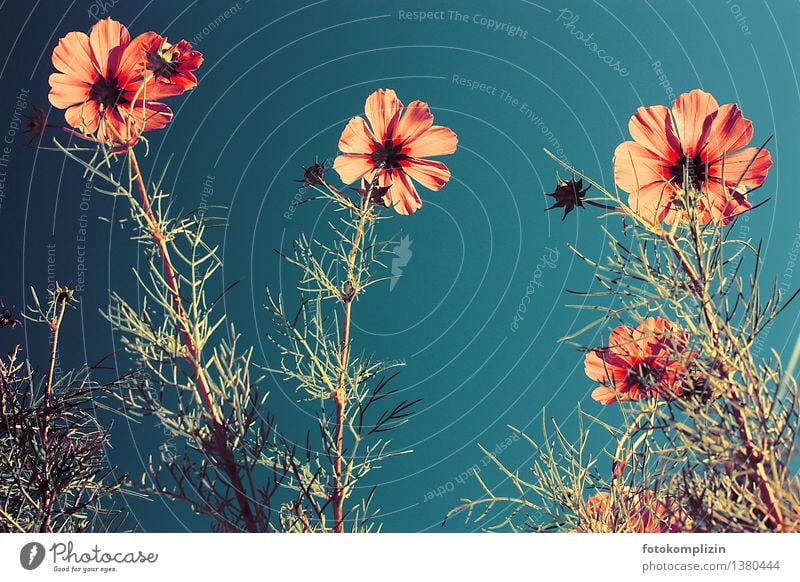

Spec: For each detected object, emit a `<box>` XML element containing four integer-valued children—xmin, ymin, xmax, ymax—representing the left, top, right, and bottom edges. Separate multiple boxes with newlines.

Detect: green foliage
<box><xmin>452</xmin><ymin>151</ymin><xmax>800</xmax><ymax>533</ymax></box>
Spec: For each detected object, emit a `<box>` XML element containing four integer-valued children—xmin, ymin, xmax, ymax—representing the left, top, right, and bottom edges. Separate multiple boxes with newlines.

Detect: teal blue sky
<box><xmin>1</xmin><ymin>0</ymin><xmax>799</xmax><ymax>532</ymax></box>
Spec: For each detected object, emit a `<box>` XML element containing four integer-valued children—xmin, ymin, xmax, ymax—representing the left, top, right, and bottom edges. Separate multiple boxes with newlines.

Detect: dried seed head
<box><xmin>297</xmin><ymin>160</ymin><xmax>327</xmax><ymax>187</ymax></box>
<box><xmin>546</xmin><ymin>178</ymin><xmax>589</xmax><ymax>219</ymax></box>
<box><xmin>352</xmin><ymin>179</ymin><xmax>391</xmax><ymax>207</ymax></box>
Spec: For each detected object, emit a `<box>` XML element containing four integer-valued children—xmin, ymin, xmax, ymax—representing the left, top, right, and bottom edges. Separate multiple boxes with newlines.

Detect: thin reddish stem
<box><xmin>128</xmin><ymin>148</ymin><xmax>258</xmax><ymax>532</ymax></box>
<box><xmin>330</xmin><ymin>197</ymin><xmax>370</xmax><ymax>533</ymax></box>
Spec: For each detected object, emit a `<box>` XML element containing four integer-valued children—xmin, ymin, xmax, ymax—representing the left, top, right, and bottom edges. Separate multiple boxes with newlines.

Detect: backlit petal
<box><xmin>89</xmin><ymin>17</ymin><xmax>131</xmax><ymax>79</ymax></box>
<box><xmin>364</xmin><ymin>89</ymin><xmax>402</xmax><ymax>142</ymax></box>
<box><xmin>48</xmin><ymin>73</ymin><xmax>91</xmax><ymax>109</ymax></box>
<box><xmin>704</xmin><ymin>103</ymin><xmax>754</xmax><ymax>163</ymax></box>
<box><xmin>395</xmin><ymin>100</ymin><xmax>434</xmax><ymax>145</ymax></box>
<box><xmin>51</xmin><ymin>31</ymin><xmax>96</xmax><ymax>84</ymax></box>
<box><xmin>399</xmin><ymin>158</ymin><xmax>451</xmax><ymax>191</ymax></box>
<box><xmin>707</xmin><ymin>146</ymin><xmax>771</xmax><ymax>189</ymax></box>
<box><xmin>672</xmin><ymin>89</ymin><xmax>719</xmax><ymax>157</ymax></box>
<box><xmin>613</xmin><ymin>141</ymin><xmax>672</xmax><ymax>193</ymax></box>
<box><xmin>591</xmin><ymin>385</ymin><xmax>619</xmax><ymax>405</ymax></box>
<box><xmin>338</xmin><ymin>116</ymin><xmax>377</xmax><ymax>154</ymax></box>
<box><xmin>403</xmin><ymin>125</ymin><xmax>458</xmax><ymax>158</ymax></box>
<box><xmin>333</xmin><ymin>154</ymin><xmax>374</xmax><ymax>184</ymax></box>
<box><xmin>629</xmin><ymin>181</ymin><xmax>676</xmax><ymax>225</ymax></box>
<box><xmin>383</xmin><ymin>169</ymin><xmax>422</xmax><ymax>215</ymax></box>
<box><xmin>64</xmin><ymin>100</ymin><xmax>100</xmax><ymax>133</ymax></box>
<box><xmin>628</xmin><ymin>105</ymin><xmax>681</xmax><ymax>161</ymax></box>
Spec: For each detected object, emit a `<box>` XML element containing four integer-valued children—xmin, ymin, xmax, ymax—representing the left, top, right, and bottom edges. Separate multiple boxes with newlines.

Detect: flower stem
<box><xmin>39</xmin><ymin>292</ymin><xmax>68</xmax><ymax>533</ymax></box>
<box><xmin>331</xmin><ymin>299</ymin><xmax>350</xmax><ymax>533</ymax></box>
<box><xmin>127</xmin><ymin>148</ymin><xmax>258</xmax><ymax>532</ymax></box>
<box><xmin>584</xmin><ymin>199</ymin><xmax>618</xmax><ymax>211</ymax></box>
<box><xmin>661</xmin><ymin>228</ymin><xmax>785</xmax><ymax>530</ymax></box>
<box><xmin>330</xmin><ymin>196</ymin><xmax>370</xmax><ymax>533</ymax></box>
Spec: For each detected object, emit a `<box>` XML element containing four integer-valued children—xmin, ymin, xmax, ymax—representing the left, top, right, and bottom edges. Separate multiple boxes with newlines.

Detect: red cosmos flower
<box><xmin>48</xmin><ymin>18</ymin><xmax>200</xmax><ymax>146</ymax></box>
<box><xmin>142</xmin><ymin>34</ymin><xmax>203</xmax><ymax>94</ymax></box>
<box><xmin>581</xmin><ymin>491</ymin><xmax>683</xmax><ymax>533</ymax></box>
<box><xmin>333</xmin><ymin>89</ymin><xmax>458</xmax><ymax>215</ymax></box>
<box><xmin>614</xmin><ymin>89</ymin><xmax>771</xmax><ymax>225</ymax></box>
<box><xmin>585</xmin><ymin>317</ymin><xmax>690</xmax><ymax>405</ymax></box>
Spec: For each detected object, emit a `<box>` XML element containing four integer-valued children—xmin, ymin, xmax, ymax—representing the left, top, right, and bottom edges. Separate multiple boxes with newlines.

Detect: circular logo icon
<box><xmin>20</xmin><ymin>542</ymin><xmax>46</xmax><ymax>570</ymax></box>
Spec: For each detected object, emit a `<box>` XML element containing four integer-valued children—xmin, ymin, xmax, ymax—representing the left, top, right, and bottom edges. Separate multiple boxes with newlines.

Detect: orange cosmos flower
<box><xmin>614</xmin><ymin>89</ymin><xmax>771</xmax><ymax>225</ymax></box>
<box><xmin>142</xmin><ymin>34</ymin><xmax>203</xmax><ymax>94</ymax></box>
<box><xmin>585</xmin><ymin>317</ymin><xmax>691</xmax><ymax>405</ymax></box>
<box><xmin>48</xmin><ymin>18</ymin><xmax>190</xmax><ymax>146</ymax></box>
<box><xmin>333</xmin><ymin>89</ymin><xmax>458</xmax><ymax>215</ymax></box>
<box><xmin>581</xmin><ymin>490</ymin><xmax>684</xmax><ymax>533</ymax></box>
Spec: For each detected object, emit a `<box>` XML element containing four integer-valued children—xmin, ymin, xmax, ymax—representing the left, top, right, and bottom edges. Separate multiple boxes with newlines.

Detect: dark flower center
<box><xmin>670</xmin><ymin>154</ymin><xmax>707</xmax><ymax>191</ymax></box>
<box><xmin>147</xmin><ymin>51</ymin><xmax>178</xmax><ymax>79</ymax></box>
<box><xmin>371</xmin><ymin>138</ymin><xmax>408</xmax><ymax>169</ymax></box>
<box><xmin>89</xmin><ymin>76</ymin><xmax>124</xmax><ymax>109</ymax></box>
<box><xmin>626</xmin><ymin>359</ymin><xmax>661</xmax><ymax>390</ymax></box>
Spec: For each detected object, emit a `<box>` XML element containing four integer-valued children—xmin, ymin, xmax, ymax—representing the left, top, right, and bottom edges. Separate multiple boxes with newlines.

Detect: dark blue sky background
<box><xmin>1</xmin><ymin>0</ymin><xmax>798</xmax><ymax>532</ymax></box>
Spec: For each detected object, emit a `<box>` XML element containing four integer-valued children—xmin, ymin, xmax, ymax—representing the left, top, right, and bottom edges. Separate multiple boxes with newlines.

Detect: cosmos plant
<box><xmin>34</xmin><ymin>18</ymin><xmax>457</xmax><ymax>532</ymax></box>
<box><xmin>267</xmin><ymin>89</ymin><xmax>457</xmax><ymax>531</ymax></box>
<box><xmin>453</xmin><ymin>89</ymin><xmax>800</xmax><ymax>532</ymax></box>
<box><xmin>0</xmin><ymin>288</ymin><xmax>132</xmax><ymax>532</ymax></box>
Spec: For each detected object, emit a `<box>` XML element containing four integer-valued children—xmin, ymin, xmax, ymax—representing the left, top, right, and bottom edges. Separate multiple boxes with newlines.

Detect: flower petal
<box><xmin>394</xmin><ymin>100</ymin><xmax>434</xmax><ymax>145</ymax></box>
<box><xmin>608</xmin><ymin>324</ymin><xmax>640</xmax><ymax>356</ymax></box>
<box><xmin>89</xmin><ymin>17</ymin><xmax>131</xmax><ymax>80</ymax></box>
<box><xmin>364</xmin><ymin>88</ymin><xmax>402</xmax><ymax>142</ymax></box>
<box><xmin>383</xmin><ymin>169</ymin><xmax>422</xmax><ymax>215</ymax></box>
<box><xmin>51</xmin><ymin>31</ymin><xmax>96</xmax><ymax>84</ymax></box>
<box><xmin>338</xmin><ymin>116</ymin><xmax>377</xmax><ymax>154</ymax></box>
<box><xmin>585</xmin><ymin>350</ymin><xmax>613</xmax><ymax>384</ymax></box>
<box><xmin>48</xmin><ymin>73</ymin><xmax>91</xmax><ymax>109</ymax></box>
<box><xmin>704</xmin><ymin>103</ymin><xmax>754</xmax><ymax>163</ymax></box>
<box><xmin>333</xmin><ymin>154</ymin><xmax>374</xmax><ymax>184</ymax></box>
<box><xmin>702</xmin><ymin>179</ymin><xmax>752</xmax><ymax>225</ymax></box>
<box><xmin>613</xmin><ymin>141</ymin><xmax>672</xmax><ymax>193</ymax></box>
<box><xmin>707</xmin><ymin>146</ymin><xmax>771</xmax><ymax>190</ymax></box>
<box><xmin>629</xmin><ymin>181</ymin><xmax>677</xmax><ymax>224</ymax></box>
<box><xmin>64</xmin><ymin>100</ymin><xmax>100</xmax><ymax>133</ymax></box>
<box><xmin>628</xmin><ymin>105</ymin><xmax>681</xmax><ymax>161</ymax></box>
<box><xmin>399</xmin><ymin>158</ymin><xmax>451</xmax><ymax>191</ymax></box>
<box><xmin>128</xmin><ymin>100</ymin><xmax>173</xmax><ymax>132</ymax></box>
<box><xmin>104</xmin><ymin>101</ymin><xmax>172</xmax><ymax>144</ymax></box>
<box><xmin>672</xmin><ymin>89</ymin><xmax>718</xmax><ymax>157</ymax></box>
<box><xmin>116</xmin><ymin>32</ymin><xmax>152</xmax><ymax>89</ymax></box>
<box><xmin>591</xmin><ymin>385</ymin><xmax>619</xmax><ymax>405</ymax></box>
<box><xmin>403</xmin><ymin>125</ymin><xmax>458</xmax><ymax>158</ymax></box>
